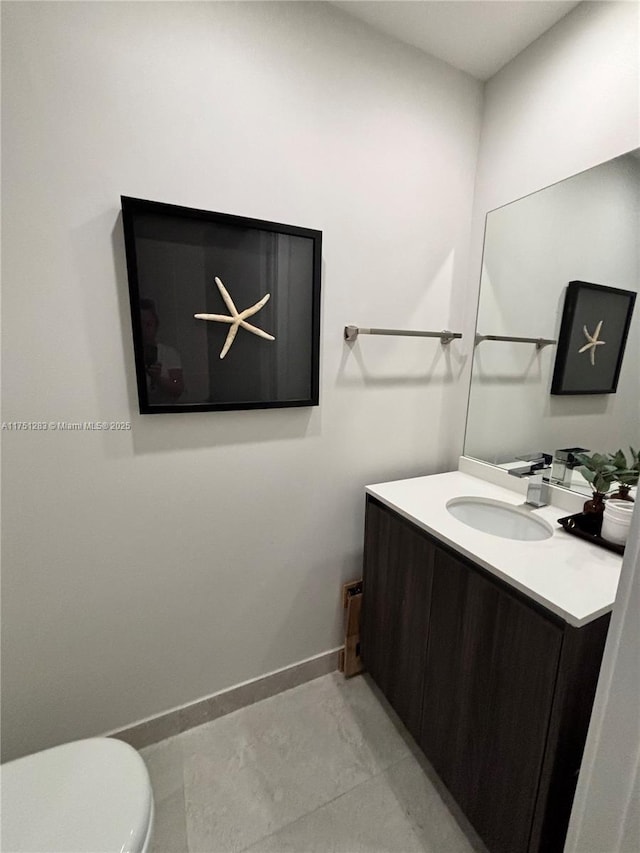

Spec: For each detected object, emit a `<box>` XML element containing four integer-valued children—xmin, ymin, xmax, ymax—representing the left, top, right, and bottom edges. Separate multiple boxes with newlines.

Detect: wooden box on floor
<box><xmin>339</xmin><ymin>580</ymin><xmax>363</xmax><ymax>677</ymax></box>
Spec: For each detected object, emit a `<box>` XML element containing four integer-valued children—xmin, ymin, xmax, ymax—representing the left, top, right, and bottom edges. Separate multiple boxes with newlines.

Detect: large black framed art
<box><xmin>121</xmin><ymin>196</ymin><xmax>322</xmax><ymax>413</ymax></box>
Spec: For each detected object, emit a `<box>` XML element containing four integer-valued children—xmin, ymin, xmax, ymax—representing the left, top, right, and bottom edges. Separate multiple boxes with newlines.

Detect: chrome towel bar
<box><xmin>344</xmin><ymin>326</ymin><xmax>462</xmax><ymax>345</ymax></box>
<box><xmin>475</xmin><ymin>333</ymin><xmax>556</xmax><ymax>350</ymax></box>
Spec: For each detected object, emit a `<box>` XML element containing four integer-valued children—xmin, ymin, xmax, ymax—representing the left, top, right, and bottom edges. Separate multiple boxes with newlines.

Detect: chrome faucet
<box><xmin>525</xmin><ymin>472</ymin><xmax>550</xmax><ymax>508</ymax></box>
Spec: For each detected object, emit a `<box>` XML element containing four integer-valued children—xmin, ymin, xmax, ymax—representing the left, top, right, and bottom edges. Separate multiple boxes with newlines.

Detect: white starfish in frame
<box><xmin>578</xmin><ymin>320</ymin><xmax>606</xmax><ymax>366</ymax></box>
<box><xmin>194</xmin><ymin>277</ymin><xmax>275</xmax><ymax>359</ymax></box>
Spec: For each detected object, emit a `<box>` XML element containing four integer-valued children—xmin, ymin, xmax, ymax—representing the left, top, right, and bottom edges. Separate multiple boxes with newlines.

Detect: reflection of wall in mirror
<box><xmin>466</xmin><ymin>151</ymin><xmax>639</xmax><ymax>467</ymax></box>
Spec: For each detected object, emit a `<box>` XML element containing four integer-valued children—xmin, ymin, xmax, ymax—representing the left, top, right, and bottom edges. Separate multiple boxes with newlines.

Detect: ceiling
<box><xmin>330</xmin><ymin>1</ymin><xmax>582</xmax><ymax>81</ymax></box>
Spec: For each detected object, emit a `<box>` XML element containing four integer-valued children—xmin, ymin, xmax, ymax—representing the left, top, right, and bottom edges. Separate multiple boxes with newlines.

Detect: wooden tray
<box><xmin>557</xmin><ymin>512</ymin><xmax>625</xmax><ymax>555</ymax></box>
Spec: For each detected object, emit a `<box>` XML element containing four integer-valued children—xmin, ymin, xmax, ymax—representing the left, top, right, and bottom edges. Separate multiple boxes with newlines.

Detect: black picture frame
<box><xmin>551</xmin><ymin>280</ymin><xmax>636</xmax><ymax>395</ymax></box>
<box><xmin>121</xmin><ymin>197</ymin><xmax>322</xmax><ymax>413</ymax></box>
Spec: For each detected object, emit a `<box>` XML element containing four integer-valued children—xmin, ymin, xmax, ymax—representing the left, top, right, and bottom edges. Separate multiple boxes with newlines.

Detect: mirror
<box><xmin>464</xmin><ymin>149</ymin><xmax>639</xmax><ymax>497</ymax></box>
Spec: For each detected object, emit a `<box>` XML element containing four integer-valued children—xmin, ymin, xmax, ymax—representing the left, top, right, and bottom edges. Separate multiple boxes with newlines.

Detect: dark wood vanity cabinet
<box><xmin>420</xmin><ymin>546</ymin><xmax>563</xmax><ymax>853</ymax></box>
<box><xmin>361</xmin><ymin>497</ymin><xmax>610</xmax><ymax>853</ymax></box>
<box><xmin>361</xmin><ymin>498</ymin><xmax>435</xmax><ymax>741</ymax></box>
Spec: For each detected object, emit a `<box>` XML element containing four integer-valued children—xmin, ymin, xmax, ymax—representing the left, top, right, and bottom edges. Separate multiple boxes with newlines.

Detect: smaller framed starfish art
<box><xmin>551</xmin><ymin>280</ymin><xmax>636</xmax><ymax>395</ymax></box>
<box><xmin>121</xmin><ymin>197</ymin><xmax>322</xmax><ymax>413</ymax></box>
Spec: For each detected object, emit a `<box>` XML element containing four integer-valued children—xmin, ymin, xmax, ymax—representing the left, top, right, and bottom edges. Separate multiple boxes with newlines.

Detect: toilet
<box><xmin>1</xmin><ymin>737</ymin><xmax>154</xmax><ymax>853</ymax></box>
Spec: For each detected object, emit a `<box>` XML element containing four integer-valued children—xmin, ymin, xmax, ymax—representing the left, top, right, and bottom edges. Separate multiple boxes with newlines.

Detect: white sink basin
<box><xmin>446</xmin><ymin>496</ymin><xmax>553</xmax><ymax>541</ymax></box>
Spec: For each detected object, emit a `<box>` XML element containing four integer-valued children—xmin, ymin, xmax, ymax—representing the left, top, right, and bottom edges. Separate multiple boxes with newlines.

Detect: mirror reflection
<box><xmin>465</xmin><ymin>149</ymin><xmax>639</xmax><ymax>497</ymax></box>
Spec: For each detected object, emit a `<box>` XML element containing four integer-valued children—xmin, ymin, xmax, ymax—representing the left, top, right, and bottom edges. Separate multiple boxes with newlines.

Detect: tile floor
<box><xmin>141</xmin><ymin>673</ymin><xmax>485</xmax><ymax>853</ymax></box>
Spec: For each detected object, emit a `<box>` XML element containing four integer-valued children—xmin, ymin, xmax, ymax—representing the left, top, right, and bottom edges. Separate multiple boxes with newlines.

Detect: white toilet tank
<box><xmin>1</xmin><ymin>737</ymin><xmax>154</xmax><ymax>853</ymax></box>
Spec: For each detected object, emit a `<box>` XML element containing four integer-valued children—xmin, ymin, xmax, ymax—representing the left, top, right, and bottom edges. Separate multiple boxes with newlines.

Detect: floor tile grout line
<box><xmin>159</xmin><ymin>673</ymin><xmax>414</xmax><ymax>853</ymax></box>
<box><xmin>149</xmin><ymin>718</ymin><xmax>476</xmax><ymax>852</ymax></box>
<box><xmin>181</xmin><ymin>752</ymin><xmax>412</xmax><ymax>853</ymax></box>
<box><xmin>233</xmin><ymin>754</ymin><xmax>417</xmax><ymax>853</ymax></box>
<box><xmin>235</xmin><ymin>775</ymin><xmax>376</xmax><ymax>853</ymax></box>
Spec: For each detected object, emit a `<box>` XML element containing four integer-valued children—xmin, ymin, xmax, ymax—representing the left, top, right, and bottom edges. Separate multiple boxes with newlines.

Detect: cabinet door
<box><xmin>362</xmin><ymin>499</ymin><xmax>434</xmax><ymax>741</ymax></box>
<box><xmin>420</xmin><ymin>546</ymin><xmax>563</xmax><ymax>853</ymax></box>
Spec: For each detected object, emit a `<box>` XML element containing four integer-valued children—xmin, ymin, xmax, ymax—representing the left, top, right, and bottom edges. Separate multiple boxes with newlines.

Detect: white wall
<box><xmin>0</xmin><ymin>1</ymin><xmax>482</xmax><ymax>760</ymax></box>
<box><xmin>466</xmin><ymin>153</ymin><xmax>640</xmax><ymax>464</ymax></box>
<box><xmin>449</xmin><ymin>0</ymin><xmax>640</xmax><ymax>465</ymax></box>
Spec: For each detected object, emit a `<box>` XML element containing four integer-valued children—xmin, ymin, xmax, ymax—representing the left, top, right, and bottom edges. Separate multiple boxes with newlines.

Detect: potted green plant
<box><xmin>574</xmin><ymin>452</ymin><xmax>617</xmax><ymax>516</ymax></box>
<box><xmin>608</xmin><ymin>447</ymin><xmax>639</xmax><ymax>502</ymax></box>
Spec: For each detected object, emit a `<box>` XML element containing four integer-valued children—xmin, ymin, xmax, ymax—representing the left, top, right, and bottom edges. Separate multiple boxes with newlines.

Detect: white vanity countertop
<box><xmin>366</xmin><ymin>471</ymin><xmax>624</xmax><ymax>627</ymax></box>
